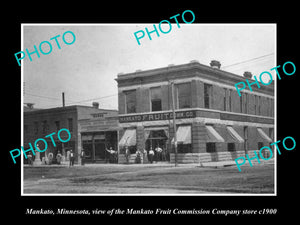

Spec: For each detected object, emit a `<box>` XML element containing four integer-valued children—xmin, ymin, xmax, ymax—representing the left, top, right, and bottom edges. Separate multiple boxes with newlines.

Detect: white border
<box><xmin>21</xmin><ymin>23</ymin><xmax>277</xmax><ymax>197</ymax></box>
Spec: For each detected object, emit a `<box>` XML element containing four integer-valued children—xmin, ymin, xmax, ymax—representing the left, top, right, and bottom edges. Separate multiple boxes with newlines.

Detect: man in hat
<box><xmin>69</xmin><ymin>149</ymin><xmax>75</xmax><ymax>167</ymax></box>
<box><xmin>80</xmin><ymin>149</ymin><xmax>86</xmax><ymax>166</ymax></box>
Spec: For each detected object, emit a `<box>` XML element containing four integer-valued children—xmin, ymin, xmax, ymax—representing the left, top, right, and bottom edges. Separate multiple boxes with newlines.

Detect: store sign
<box><xmin>119</xmin><ymin>110</ymin><xmax>196</xmax><ymax>123</ymax></box>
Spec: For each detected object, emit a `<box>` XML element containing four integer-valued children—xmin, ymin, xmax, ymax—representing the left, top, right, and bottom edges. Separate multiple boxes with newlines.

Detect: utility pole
<box><xmin>62</xmin><ymin>92</ymin><xmax>65</xmax><ymax>159</ymax></box>
<box><xmin>170</xmin><ymin>81</ymin><xmax>178</xmax><ymax>167</ymax></box>
<box><xmin>62</xmin><ymin>92</ymin><xmax>65</xmax><ymax>107</ymax></box>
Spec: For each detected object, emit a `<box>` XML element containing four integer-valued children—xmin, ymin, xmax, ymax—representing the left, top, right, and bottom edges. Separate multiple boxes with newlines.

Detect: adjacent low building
<box><xmin>78</xmin><ymin>109</ymin><xmax>119</xmax><ymax>163</ymax></box>
<box><xmin>115</xmin><ymin>60</ymin><xmax>275</xmax><ymax>164</ymax></box>
<box><xmin>24</xmin><ymin>103</ymin><xmax>119</xmax><ymax>164</ymax></box>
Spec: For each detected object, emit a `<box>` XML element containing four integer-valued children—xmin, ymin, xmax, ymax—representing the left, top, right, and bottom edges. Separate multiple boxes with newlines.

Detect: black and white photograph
<box><xmin>3</xmin><ymin>4</ymin><xmax>298</xmax><ymax>220</ymax></box>
<box><xmin>21</xmin><ymin>24</ymin><xmax>276</xmax><ymax>195</ymax></box>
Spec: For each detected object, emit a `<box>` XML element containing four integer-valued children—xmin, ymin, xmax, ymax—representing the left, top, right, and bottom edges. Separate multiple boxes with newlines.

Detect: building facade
<box><xmin>115</xmin><ymin>60</ymin><xmax>275</xmax><ymax>163</ymax></box>
<box><xmin>78</xmin><ymin>109</ymin><xmax>119</xmax><ymax>163</ymax></box>
<box><xmin>24</xmin><ymin>103</ymin><xmax>118</xmax><ymax>164</ymax></box>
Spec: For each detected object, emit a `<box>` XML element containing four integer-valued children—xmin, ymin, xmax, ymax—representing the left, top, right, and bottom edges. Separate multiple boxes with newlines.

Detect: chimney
<box><xmin>210</xmin><ymin>60</ymin><xmax>221</xmax><ymax>69</ymax></box>
<box><xmin>92</xmin><ymin>102</ymin><xmax>99</xmax><ymax>109</ymax></box>
<box><xmin>243</xmin><ymin>71</ymin><xmax>253</xmax><ymax>79</ymax></box>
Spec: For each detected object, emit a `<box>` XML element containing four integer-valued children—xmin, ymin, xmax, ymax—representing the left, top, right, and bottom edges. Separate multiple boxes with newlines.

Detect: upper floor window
<box><xmin>150</xmin><ymin>86</ymin><xmax>162</xmax><ymax>112</ymax></box>
<box><xmin>177</xmin><ymin>82</ymin><xmax>191</xmax><ymax>109</ymax></box>
<box><xmin>34</xmin><ymin>121</ymin><xmax>39</xmax><ymax>135</ymax></box>
<box><xmin>228</xmin><ymin>89</ymin><xmax>232</xmax><ymax>112</ymax></box>
<box><xmin>240</xmin><ymin>94</ymin><xmax>243</xmax><ymax>113</ymax></box>
<box><xmin>124</xmin><ymin>90</ymin><xmax>136</xmax><ymax>114</ymax></box>
<box><xmin>24</xmin><ymin>124</ymin><xmax>29</xmax><ymax>133</ymax></box>
<box><xmin>258</xmin><ymin>96</ymin><xmax>261</xmax><ymax>115</ymax></box>
<box><xmin>223</xmin><ymin>88</ymin><xmax>227</xmax><ymax>111</ymax></box>
<box><xmin>55</xmin><ymin>121</ymin><xmax>60</xmax><ymax>131</ymax></box>
<box><xmin>68</xmin><ymin>118</ymin><xmax>73</xmax><ymax>132</ymax></box>
<box><xmin>254</xmin><ymin>95</ymin><xmax>257</xmax><ymax>115</ymax></box>
<box><xmin>244</xmin><ymin>93</ymin><xmax>248</xmax><ymax>114</ymax></box>
<box><xmin>204</xmin><ymin>83</ymin><xmax>212</xmax><ymax>109</ymax></box>
<box><xmin>42</xmin><ymin>120</ymin><xmax>48</xmax><ymax>134</ymax></box>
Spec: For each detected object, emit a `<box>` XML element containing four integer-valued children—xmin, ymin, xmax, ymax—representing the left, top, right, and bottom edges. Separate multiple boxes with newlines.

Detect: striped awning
<box><xmin>144</xmin><ymin>126</ymin><xmax>169</xmax><ymax>140</ymax></box>
<box><xmin>205</xmin><ymin>125</ymin><xmax>225</xmax><ymax>143</ymax></box>
<box><xmin>171</xmin><ymin>126</ymin><xmax>192</xmax><ymax>144</ymax></box>
<box><xmin>176</xmin><ymin>125</ymin><xmax>192</xmax><ymax>144</ymax></box>
<box><xmin>119</xmin><ymin>129</ymin><xmax>136</xmax><ymax>147</ymax></box>
<box><xmin>257</xmin><ymin>128</ymin><xmax>272</xmax><ymax>142</ymax></box>
<box><xmin>227</xmin><ymin>126</ymin><xmax>244</xmax><ymax>143</ymax></box>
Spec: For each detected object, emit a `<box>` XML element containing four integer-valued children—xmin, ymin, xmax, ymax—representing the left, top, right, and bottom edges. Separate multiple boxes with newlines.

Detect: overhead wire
<box><xmin>222</xmin><ymin>53</ymin><xmax>274</xmax><ymax>69</ymax></box>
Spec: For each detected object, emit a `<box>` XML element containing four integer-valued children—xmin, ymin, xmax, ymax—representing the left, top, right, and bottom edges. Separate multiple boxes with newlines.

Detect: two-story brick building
<box><xmin>24</xmin><ymin>103</ymin><xmax>119</xmax><ymax>164</ymax></box>
<box><xmin>115</xmin><ymin>60</ymin><xmax>274</xmax><ymax>164</ymax></box>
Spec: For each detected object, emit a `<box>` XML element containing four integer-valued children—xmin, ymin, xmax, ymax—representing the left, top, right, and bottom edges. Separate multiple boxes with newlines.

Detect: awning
<box><xmin>205</xmin><ymin>125</ymin><xmax>225</xmax><ymax>143</ymax></box>
<box><xmin>144</xmin><ymin>127</ymin><xmax>169</xmax><ymax>140</ymax></box>
<box><xmin>227</xmin><ymin>126</ymin><xmax>244</xmax><ymax>143</ymax></box>
<box><xmin>172</xmin><ymin>125</ymin><xmax>191</xmax><ymax>144</ymax></box>
<box><xmin>257</xmin><ymin>128</ymin><xmax>272</xmax><ymax>142</ymax></box>
<box><xmin>82</xmin><ymin>135</ymin><xmax>93</xmax><ymax>141</ymax></box>
<box><xmin>94</xmin><ymin>134</ymin><xmax>105</xmax><ymax>140</ymax></box>
<box><xmin>119</xmin><ymin>129</ymin><xmax>136</xmax><ymax>147</ymax></box>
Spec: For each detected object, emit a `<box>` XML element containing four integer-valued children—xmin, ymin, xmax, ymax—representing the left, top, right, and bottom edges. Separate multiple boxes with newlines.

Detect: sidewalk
<box><xmin>199</xmin><ymin>158</ymin><xmax>275</xmax><ymax>168</ymax></box>
<box><xmin>23</xmin><ymin>158</ymin><xmax>275</xmax><ymax>168</ymax></box>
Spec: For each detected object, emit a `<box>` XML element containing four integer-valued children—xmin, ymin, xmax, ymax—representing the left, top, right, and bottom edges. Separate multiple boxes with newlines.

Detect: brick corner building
<box><xmin>115</xmin><ymin>60</ymin><xmax>274</xmax><ymax>164</ymax></box>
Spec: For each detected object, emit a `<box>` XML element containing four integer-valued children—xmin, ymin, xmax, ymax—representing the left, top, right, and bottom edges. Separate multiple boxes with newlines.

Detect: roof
<box><xmin>115</xmin><ymin>61</ymin><xmax>274</xmax><ymax>94</ymax></box>
<box><xmin>24</xmin><ymin>105</ymin><xmax>118</xmax><ymax>115</ymax></box>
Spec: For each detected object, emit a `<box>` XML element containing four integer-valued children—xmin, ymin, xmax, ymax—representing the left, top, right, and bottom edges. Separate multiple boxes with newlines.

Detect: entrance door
<box><xmin>94</xmin><ymin>140</ymin><xmax>106</xmax><ymax>160</ymax></box>
<box><xmin>145</xmin><ymin>130</ymin><xmax>169</xmax><ymax>161</ymax></box>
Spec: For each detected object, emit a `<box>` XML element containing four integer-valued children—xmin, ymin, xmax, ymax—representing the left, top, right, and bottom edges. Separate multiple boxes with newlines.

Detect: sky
<box><xmin>22</xmin><ymin>24</ymin><xmax>276</xmax><ymax>110</ymax></box>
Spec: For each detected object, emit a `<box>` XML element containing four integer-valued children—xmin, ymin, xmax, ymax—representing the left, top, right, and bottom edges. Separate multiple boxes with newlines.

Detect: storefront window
<box><xmin>178</xmin><ymin>144</ymin><xmax>192</xmax><ymax>153</ymax></box>
<box><xmin>177</xmin><ymin>83</ymin><xmax>191</xmax><ymax>109</ymax></box>
<box><xmin>227</xmin><ymin>143</ymin><xmax>235</xmax><ymax>151</ymax></box>
<box><xmin>82</xmin><ymin>140</ymin><xmax>93</xmax><ymax>159</ymax></box>
<box><xmin>206</xmin><ymin>143</ymin><xmax>216</xmax><ymax>152</ymax></box>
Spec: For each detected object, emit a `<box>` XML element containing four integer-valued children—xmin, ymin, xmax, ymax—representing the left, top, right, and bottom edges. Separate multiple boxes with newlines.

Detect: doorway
<box><xmin>145</xmin><ymin>129</ymin><xmax>169</xmax><ymax>162</ymax></box>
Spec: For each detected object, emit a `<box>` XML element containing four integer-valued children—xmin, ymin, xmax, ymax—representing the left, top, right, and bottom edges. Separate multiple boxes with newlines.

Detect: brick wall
<box><xmin>137</xmin><ymin>87</ymin><xmax>150</xmax><ymax>113</ymax></box>
<box><xmin>161</xmin><ymin>84</ymin><xmax>170</xmax><ymax>111</ymax></box>
<box><xmin>118</xmin><ymin>92</ymin><xmax>126</xmax><ymax>114</ymax></box>
<box><xmin>136</xmin><ymin>125</ymin><xmax>145</xmax><ymax>151</ymax></box>
<box><xmin>118</xmin><ymin>81</ymin><xmax>274</xmax><ymax>118</ymax></box>
<box><xmin>191</xmin><ymin>122</ymin><xmax>207</xmax><ymax>153</ymax></box>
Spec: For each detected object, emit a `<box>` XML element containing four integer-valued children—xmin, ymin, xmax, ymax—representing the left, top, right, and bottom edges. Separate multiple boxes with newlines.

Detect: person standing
<box><xmin>155</xmin><ymin>145</ymin><xmax>162</xmax><ymax>162</ymax></box>
<box><xmin>142</xmin><ymin>148</ymin><xmax>148</xmax><ymax>164</ymax></box>
<box><xmin>148</xmin><ymin>148</ymin><xmax>154</xmax><ymax>164</ymax></box>
<box><xmin>48</xmin><ymin>152</ymin><xmax>53</xmax><ymax>165</ymax></box>
<box><xmin>109</xmin><ymin>147</ymin><xmax>117</xmax><ymax>163</ymax></box>
<box><xmin>69</xmin><ymin>149</ymin><xmax>75</xmax><ymax>167</ymax></box>
<box><xmin>80</xmin><ymin>149</ymin><xmax>86</xmax><ymax>166</ymax></box>
<box><xmin>135</xmin><ymin>149</ymin><xmax>141</xmax><ymax>164</ymax></box>
<box><xmin>161</xmin><ymin>146</ymin><xmax>167</xmax><ymax>161</ymax></box>
<box><xmin>56</xmin><ymin>151</ymin><xmax>62</xmax><ymax>165</ymax></box>
<box><xmin>125</xmin><ymin>146</ymin><xmax>130</xmax><ymax>164</ymax></box>
<box><xmin>27</xmin><ymin>152</ymin><xmax>33</xmax><ymax>166</ymax></box>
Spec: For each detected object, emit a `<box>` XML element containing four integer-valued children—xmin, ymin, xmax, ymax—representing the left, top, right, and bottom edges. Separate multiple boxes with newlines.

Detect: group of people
<box><xmin>124</xmin><ymin>145</ymin><xmax>168</xmax><ymax>164</ymax></box>
<box><xmin>26</xmin><ymin>150</ymin><xmax>64</xmax><ymax>166</ymax></box>
<box><xmin>148</xmin><ymin>146</ymin><xmax>168</xmax><ymax>163</ymax></box>
<box><xmin>26</xmin><ymin>145</ymin><xmax>168</xmax><ymax>166</ymax></box>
